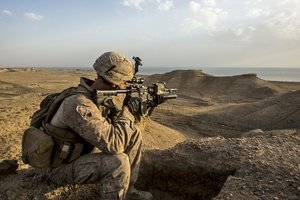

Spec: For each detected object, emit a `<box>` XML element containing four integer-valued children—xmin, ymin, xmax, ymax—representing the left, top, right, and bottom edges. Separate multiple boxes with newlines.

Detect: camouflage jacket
<box><xmin>50</xmin><ymin>77</ymin><xmax>136</xmax><ymax>154</ymax></box>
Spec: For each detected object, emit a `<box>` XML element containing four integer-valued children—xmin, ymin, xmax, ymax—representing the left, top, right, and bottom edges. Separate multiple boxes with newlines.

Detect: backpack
<box><xmin>22</xmin><ymin>87</ymin><xmax>94</xmax><ymax>168</ymax></box>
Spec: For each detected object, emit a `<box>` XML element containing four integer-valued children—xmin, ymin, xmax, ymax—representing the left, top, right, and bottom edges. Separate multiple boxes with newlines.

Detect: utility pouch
<box><xmin>43</xmin><ymin>123</ymin><xmax>87</xmax><ymax>168</ymax></box>
<box><xmin>22</xmin><ymin>126</ymin><xmax>54</xmax><ymax>168</ymax></box>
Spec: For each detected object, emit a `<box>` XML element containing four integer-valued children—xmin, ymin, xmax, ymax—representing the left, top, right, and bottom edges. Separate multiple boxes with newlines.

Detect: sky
<box><xmin>0</xmin><ymin>0</ymin><xmax>300</xmax><ymax>68</ymax></box>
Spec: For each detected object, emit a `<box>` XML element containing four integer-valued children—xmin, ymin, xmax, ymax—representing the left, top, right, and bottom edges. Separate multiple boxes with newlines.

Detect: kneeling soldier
<box><xmin>23</xmin><ymin>52</ymin><xmax>153</xmax><ymax>200</ymax></box>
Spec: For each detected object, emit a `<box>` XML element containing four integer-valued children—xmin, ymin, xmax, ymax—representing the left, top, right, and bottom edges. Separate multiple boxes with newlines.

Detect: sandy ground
<box><xmin>0</xmin><ymin>68</ymin><xmax>300</xmax><ymax>199</ymax></box>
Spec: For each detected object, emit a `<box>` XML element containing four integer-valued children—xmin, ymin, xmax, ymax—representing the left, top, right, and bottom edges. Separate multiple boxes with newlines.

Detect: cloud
<box><xmin>231</xmin><ymin>25</ymin><xmax>256</xmax><ymax>41</ymax></box>
<box><xmin>157</xmin><ymin>0</ymin><xmax>174</xmax><ymax>11</ymax></box>
<box><xmin>2</xmin><ymin>10</ymin><xmax>13</xmax><ymax>16</ymax></box>
<box><xmin>24</xmin><ymin>12</ymin><xmax>43</xmax><ymax>21</ymax></box>
<box><xmin>202</xmin><ymin>0</ymin><xmax>216</xmax><ymax>7</ymax></box>
<box><xmin>244</xmin><ymin>0</ymin><xmax>300</xmax><ymax>40</ymax></box>
<box><xmin>189</xmin><ymin>1</ymin><xmax>201</xmax><ymax>12</ymax></box>
<box><xmin>121</xmin><ymin>0</ymin><xmax>145</xmax><ymax>10</ymax></box>
<box><xmin>183</xmin><ymin>1</ymin><xmax>228</xmax><ymax>32</ymax></box>
<box><xmin>266</xmin><ymin>12</ymin><xmax>300</xmax><ymax>40</ymax></box>
<box><xmin>121</xmin><ymin>0</ymin><xmax>174</xmax><ymax>11</ymax></box>
<box><xmin>247</xmin><ymin>8</ymin><xmax>271</xmax><ymax>18</ymax></box>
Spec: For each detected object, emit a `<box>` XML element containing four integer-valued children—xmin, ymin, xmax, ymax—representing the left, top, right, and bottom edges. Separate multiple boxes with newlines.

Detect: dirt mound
<box><xmin>144</xmin><ymin>70</ymin><xmax>287</xmax><ymax>103</ymax></box>
<box><xmin>139</xmin><ymin>118</ymin><xmax>186</xmax><ymax>150</ymax></box>
<box><xmin>138</xmin><ymin>130</ymin><xmax>300</xmax><ymax>200</ymax></box>
<box><xmin>196</xmin><ymin>90</ymin><xmax>300</xmax><ymax>134</ymax></box>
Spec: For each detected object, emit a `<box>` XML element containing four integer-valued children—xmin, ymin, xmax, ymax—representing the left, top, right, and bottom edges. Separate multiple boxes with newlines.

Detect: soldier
<box><xmin>45</xmin><ymin>52</ymin><xmax>153</xmax><ymax>200</ymax></box>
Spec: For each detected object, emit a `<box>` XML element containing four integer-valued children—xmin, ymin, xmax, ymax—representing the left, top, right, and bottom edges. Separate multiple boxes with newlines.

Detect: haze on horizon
<box><xmin>0</xmin><ymin>0</ymin><xmax>300</xmax><ymax>69</ymax></box>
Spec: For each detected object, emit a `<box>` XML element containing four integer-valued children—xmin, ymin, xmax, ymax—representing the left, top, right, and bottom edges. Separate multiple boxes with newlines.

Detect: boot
<box><xmin>125</xmin><ymin>186</ymin><xmax>153</xmax><ymax>200</ymax></box>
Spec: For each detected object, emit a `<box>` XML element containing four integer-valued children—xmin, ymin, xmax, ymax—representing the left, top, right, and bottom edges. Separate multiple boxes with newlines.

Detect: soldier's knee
<box><xmin>111</xmin><ymin>153</ymin><xmax>130</xmax><ymax>176</ymax></box>
<box><xmin>102</xmin><ymin>153</ymin><xmax>130</xmax><ymax>192</ymax></box>
<box><xmin>95</xmin><ymin>154</ymin><xmax>130</xmax><ymax>200</ymax></box>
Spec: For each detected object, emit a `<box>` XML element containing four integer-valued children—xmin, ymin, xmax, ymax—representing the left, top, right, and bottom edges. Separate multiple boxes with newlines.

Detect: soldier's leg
<box><xmin>124</xmin><ymin>127</ymin><xmax>142</xmax><ymax>186</ymax></box>
<box><xmin>48</xmin><ymin>153</ymin><xmax>130</xmax><ymax>200</ymax></box>
<box><xmin>124</xmin><ymin>128</ymin><xmax>153</xmax><ymax>200</ymax></box>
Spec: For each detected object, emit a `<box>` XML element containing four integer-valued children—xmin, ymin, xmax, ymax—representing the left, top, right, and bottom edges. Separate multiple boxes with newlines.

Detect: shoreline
<box><xmin>1</xmin><ymin>67</ymin><xmax>300</xmax><ymax>83</ymax></box>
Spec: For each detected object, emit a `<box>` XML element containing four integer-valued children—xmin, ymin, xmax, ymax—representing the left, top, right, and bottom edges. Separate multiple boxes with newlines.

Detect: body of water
<box><xmin>139</xmin><ymin>67</ymin><xmax>300</xmax><ymax>82</ymax></box>
<box><xmin>44</xmin><ymin>66</ymin><xmax>300</xmax><ymax>82</ymax></box>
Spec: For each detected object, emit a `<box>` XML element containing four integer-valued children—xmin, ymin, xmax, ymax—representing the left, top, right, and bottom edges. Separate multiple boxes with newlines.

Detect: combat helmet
<box><xmin>93</xmin><ymin>52</ymin><xmax>135</xmax><ymax>86</ymax></box>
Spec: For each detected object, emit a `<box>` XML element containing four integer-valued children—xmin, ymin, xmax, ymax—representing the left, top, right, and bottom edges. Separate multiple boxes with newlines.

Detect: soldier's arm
<box><xmin>62</xmin><ymin>94</ymin><xmax>136</xmax><ymax>154</ymax></box>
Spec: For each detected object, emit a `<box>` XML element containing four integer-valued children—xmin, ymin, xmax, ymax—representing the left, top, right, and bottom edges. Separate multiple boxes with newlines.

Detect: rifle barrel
<box><xmin>163</xmin><ymin>94</ymin><xmax>177</xmax><ymax>100</ymax></box>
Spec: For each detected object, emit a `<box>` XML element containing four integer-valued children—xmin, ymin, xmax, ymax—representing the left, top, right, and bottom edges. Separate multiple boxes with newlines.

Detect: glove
<box><xmin>123</xmin><ymin>95</ymin><xmax>141</xmax><ymax>121</ymax></box>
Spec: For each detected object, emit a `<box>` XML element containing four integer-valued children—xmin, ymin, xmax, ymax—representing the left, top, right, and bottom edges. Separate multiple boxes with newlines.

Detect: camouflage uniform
<box><xmin>47</xmin><ymin>77</ymin><xmax>143</xmax><ymax>200</ymax></box>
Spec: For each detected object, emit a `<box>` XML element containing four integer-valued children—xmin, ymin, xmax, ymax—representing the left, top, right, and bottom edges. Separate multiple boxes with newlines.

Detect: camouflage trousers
<box><xmin>47</xmin><ymin>129</ymin><xmax>142</xmax><ymax>200</ymax></box>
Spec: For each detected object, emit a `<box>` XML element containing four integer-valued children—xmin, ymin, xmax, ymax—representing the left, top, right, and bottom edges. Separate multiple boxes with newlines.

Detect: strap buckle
<box><xmin>59</xmin><ymin>144</ymin><xmax>71</xmax><ymax>159</ymax></box>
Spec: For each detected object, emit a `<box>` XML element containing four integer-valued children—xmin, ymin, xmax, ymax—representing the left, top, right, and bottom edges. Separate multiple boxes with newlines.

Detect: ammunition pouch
<box><xmin>43</xmin><ymin>123</ymin><xmax>93</xmax><ymax>168</ymax></box>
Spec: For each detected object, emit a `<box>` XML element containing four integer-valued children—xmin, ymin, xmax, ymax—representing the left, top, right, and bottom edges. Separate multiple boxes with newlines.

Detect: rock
<box><xmin>0</xmin><ymin>160</ymin><xmax>18</xmax><ymax>177</ymax></box>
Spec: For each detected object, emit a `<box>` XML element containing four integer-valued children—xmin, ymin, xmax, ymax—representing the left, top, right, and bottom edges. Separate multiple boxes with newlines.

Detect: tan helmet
<box><xmin>93</xmin><ymin>51</ymin><xmax>135</xmax><ymax>86</ymax></box>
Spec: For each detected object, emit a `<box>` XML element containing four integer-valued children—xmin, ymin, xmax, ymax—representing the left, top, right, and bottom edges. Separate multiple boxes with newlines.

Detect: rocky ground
<box><xmin>140</xmin><ymin>130</ymin><xmax>300</xmax><ymax>200</ymax></box>
<box><xmin>0</xmin><ymin>68</ymin><xmax>300</xmax><ymax>200</ymax></box>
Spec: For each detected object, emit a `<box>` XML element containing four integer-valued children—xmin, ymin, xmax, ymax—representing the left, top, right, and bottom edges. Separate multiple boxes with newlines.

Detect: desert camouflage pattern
<box><xmin>48</xmin><ymin>153</ymin><xmax>130</xmax><ymax>199</ymax></box>
<box><xmin>48</xmin><ymin>78</ymin><xmax>143</xmax><ymax>200</ymax></box>
<box><xmin>93</xmin><ymin>51</ymin><xmax>135</xmax><ymax>86</ymax></box>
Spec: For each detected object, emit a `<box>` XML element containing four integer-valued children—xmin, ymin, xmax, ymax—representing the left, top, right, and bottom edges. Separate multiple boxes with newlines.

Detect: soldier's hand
<box><xmin>123</xmin><ymin>96</ymin><xmax>142</xmax><ymax>122</ymax></box>
<box><xmin>123</xmin><ymin>96</ymin><xmax>141</xmax><ymax>117</ymax></box>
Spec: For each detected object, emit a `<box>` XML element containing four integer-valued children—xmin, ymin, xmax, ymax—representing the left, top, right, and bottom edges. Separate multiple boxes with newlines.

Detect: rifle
<box><xmin>97</xmin><ymin>57</ymin><xmax>177</xmax><ymax>118</ymax></box>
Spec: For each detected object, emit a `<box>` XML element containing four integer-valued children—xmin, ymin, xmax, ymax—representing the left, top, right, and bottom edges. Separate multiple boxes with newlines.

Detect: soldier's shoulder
<box><xmin>64</xmin><ymin>93</ymin><xmax>95</xmax><ymax>108</ymax></box>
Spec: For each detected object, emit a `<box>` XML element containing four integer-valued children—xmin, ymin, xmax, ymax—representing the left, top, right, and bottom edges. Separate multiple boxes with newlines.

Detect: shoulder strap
<box><xmin>44</xmin><ymin>87</ymin><xmax>93</xmax><ymax>123</ymax></box>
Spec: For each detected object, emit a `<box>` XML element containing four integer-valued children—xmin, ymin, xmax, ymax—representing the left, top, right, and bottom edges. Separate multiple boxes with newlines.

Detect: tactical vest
<box><xmin>22</xmin><ymin>86</ymin><xmax>116</xmax><ymax>168</ymax></box>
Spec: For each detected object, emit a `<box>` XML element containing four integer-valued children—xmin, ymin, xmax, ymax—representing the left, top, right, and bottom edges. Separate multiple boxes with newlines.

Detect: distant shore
<box><xmin>1</xmin><ymin>66</ymin><xmax>300</xmax><ymax>82</ymax></box>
